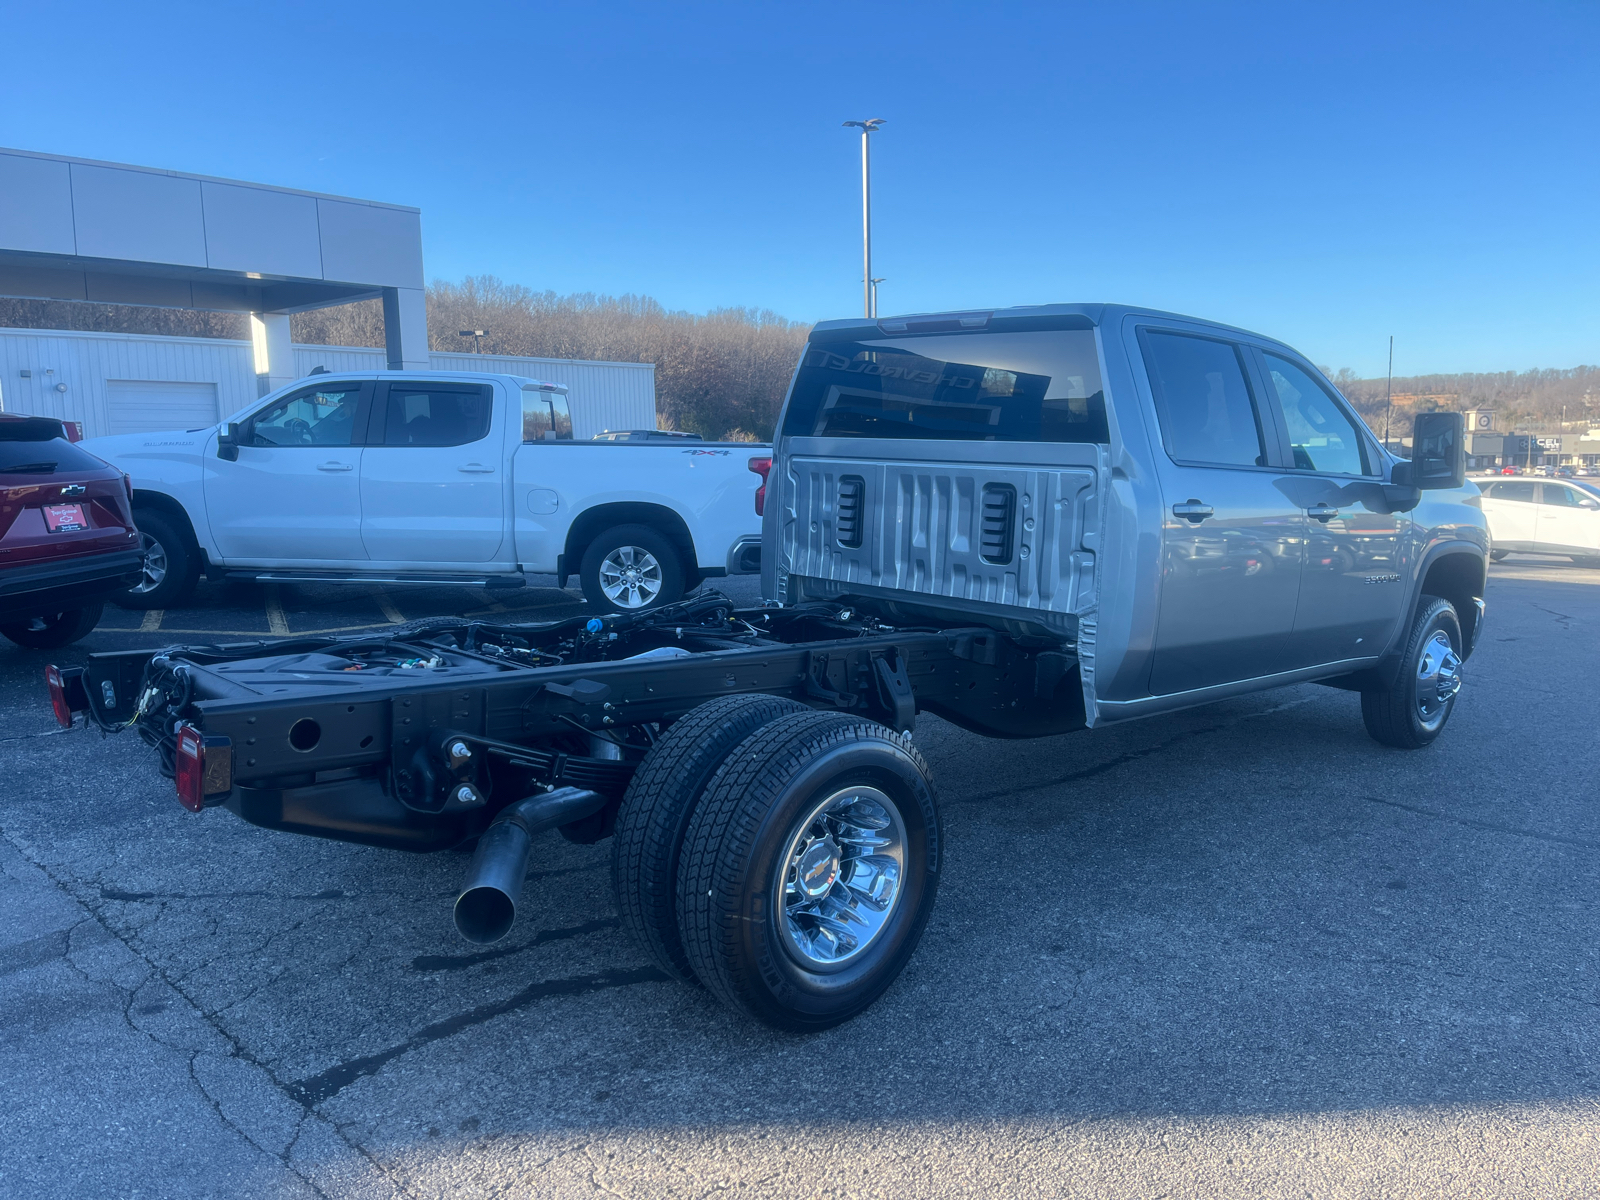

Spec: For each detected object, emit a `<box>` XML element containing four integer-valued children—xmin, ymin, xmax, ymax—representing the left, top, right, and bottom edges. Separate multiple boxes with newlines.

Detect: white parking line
<box><xmin>369</xmin><ymin>587</ymin><xmax>406</xmax><ymax>625</ymax></box>
<box><xmin>263</xmin><ymin>585</ymin><xmax>290</xmax><ymax>637</ymax></box>
<box><xmin>138</xmin><ymin>610</ymin><xmax>164</xmax><ymax>632</ymax></box>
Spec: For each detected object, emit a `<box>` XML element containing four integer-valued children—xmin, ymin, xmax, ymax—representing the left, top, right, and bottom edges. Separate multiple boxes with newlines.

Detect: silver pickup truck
<box><xmin>53</xmin><ymin>303</ymin><xmax>1486</xmax><ymax>1032</ymax></box>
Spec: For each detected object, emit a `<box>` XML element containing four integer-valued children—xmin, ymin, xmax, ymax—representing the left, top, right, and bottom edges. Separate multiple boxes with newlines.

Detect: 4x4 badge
<box><xmin>59</xmin><ymin>484</ymin><xmax>87</xmax><ymax>497</ymax></box>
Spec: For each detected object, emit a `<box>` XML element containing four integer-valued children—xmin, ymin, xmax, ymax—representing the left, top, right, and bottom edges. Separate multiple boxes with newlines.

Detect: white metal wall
<box><xmin>0</xmin><ymin>327</ymin><xmax>656</xmax><ymax>441</ymax></box>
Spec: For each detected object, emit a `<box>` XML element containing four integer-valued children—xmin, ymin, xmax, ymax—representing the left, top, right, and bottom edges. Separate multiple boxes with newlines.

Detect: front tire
<box><xmin>578</xmin><ymin>524</ymin><xmax>684</xmax><ymax>614</ymax></box>
<box><xmin>677</xmin><ymin>711</ymin><xmax>942</xmax><ymax>1031</ymax></box>
<box><xmin>1489</xmin><ymin>549</ymin><xmax>1509</xmax><ymax>562</ymax></box>
<box><xmin>612</xmin><ymin>692</ymin><xmax>810</xmax><ymax>983</ymax></box>
<box><xmin>0</xmin><ymin>604</ymin><xmax>104</xmax><ymax>649</ymax></box>
<box><xmin>1361</xmin><ymin>596</ymin><xmax>1463</xmax><ymax>749</ymax></box>
<box><xmin>115</xmin><ymin>509</ymin><xmax>198</xmax><ymax>610</ymax></box>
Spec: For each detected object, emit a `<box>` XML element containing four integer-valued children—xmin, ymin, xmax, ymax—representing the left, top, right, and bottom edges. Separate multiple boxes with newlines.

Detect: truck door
<box><xmin>1135</xmin><ymin>327</ymin><xmax>1305</xmax><ymax>694</ymax></box>
<box><xmin>1481</xmin><ymin>479</ymin><xmax>1536</xmax><ymax>548</ymax></box>
<box><xmin>1253</xmin><ymin>351</ymin><xmax>1407</xmax><ymax>669</ymax></box>
<box><xmin>359</xmin><ymin>381</ymin><xmax>505</xmax><ymax>565</ymax></box>
<box><xmin>204</xmin><ymin>380</ymin><xmax>371</xmax><ymax>564</ymax></box>
<box><xmin>1535</xmin><ymin>482</ymin><xmax>1600</xmax><ymax>554</ymax></box>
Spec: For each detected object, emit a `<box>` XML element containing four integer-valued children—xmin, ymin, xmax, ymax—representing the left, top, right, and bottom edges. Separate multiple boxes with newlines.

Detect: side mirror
<box><xmin>216</xmin><ymin>422</ymin><xmax>240</xmax><ymax>462</ymax></box>
<box><xmin>1407</xmin><ymin>411</ymin><xmax>1466</xmax><ymax>490</ymax></box>
<box><xmin>1581</xmin><ymin>498</ymin><xmax>1600</xmax><ymax>510</ymax></box>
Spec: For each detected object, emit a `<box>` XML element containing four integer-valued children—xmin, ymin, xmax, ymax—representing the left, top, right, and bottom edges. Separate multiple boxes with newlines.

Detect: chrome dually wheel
<box><xmin>775</xmin><ymin>785</ymin><xmax>907</xmax><ymax>971</ymax></box>
<box><xmin>1415</xmin><ymin>629</ymin><xmax>1462</xmax><ymax>732</ymax></box>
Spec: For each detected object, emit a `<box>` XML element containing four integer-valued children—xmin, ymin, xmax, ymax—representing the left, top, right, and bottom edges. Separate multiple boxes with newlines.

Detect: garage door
<box><xmin>105</xmin><ymin>380</ymin><xmax>220</xmax><ymax>435</ymax></box>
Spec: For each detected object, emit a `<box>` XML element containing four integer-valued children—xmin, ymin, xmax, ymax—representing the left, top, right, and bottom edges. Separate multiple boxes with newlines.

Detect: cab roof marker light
<box><xmin>876</xmin><ymin>311</ymin><xmax>992</xmax><ymax>335</ymax></box>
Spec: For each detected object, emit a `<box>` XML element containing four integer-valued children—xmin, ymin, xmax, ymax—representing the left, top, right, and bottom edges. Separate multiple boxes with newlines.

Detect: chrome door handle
<box><xmin>1172</xmin><ymin>500</ymin><xmax>1214</xmax><ymax>523</ymax></box>
<box><xmin>316</xmin><ymin>461</ymin><xmax>353</xmax><ymax>472</ymax></box>
<box><xmin>458</xmin><ymin>463</ymin><xmax>495</xmax><ymax>474</ymax></box>
<box><xmin>1307</xmin><ymin>503</ymin><xmax>1340</xmax><ymax>522</ymax></box>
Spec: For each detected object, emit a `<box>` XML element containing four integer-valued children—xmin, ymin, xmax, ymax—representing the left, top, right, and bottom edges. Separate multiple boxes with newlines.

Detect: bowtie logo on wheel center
<box><xmin>797</xmin><ymin>837</ymin><xmax>842</xmax><ymax>898</ymax></box>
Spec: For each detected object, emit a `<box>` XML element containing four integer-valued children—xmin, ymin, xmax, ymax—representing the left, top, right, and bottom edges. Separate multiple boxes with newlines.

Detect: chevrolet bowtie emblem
<box><xmin>59</xmin><ymin>484</ymin><xmax>87</xmax><ymax>497</ymax></box>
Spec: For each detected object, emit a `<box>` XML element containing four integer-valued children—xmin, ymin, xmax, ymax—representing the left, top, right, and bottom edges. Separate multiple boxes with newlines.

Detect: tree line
<box><xmin>1318</xmin><ymin>363</ymin><xmax>1600</xmax><ymax>434</ymax></box>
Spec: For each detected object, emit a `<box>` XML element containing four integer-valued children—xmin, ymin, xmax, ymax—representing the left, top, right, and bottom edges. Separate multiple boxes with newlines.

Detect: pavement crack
<box><xmin>286</xmin><ymin>965</ymin><xmax>668</xmax><ymax>1108</ymax></box>
<box><xmin>1</xmin><ymin>830</ymin><xmax>408</xmax><ymax>1199</ymax></box>
<box><xmin>1364</xmin><ymin>796</ymin><xmax>1600</xmax><ymax>851</ymax></box>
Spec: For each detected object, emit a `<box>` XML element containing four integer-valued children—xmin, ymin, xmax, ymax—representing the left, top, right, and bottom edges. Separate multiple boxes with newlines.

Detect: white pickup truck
<box><xmin>85</xmin><ymin>371</ymin><xmax>767</xmax><ymax>613</ymax></box>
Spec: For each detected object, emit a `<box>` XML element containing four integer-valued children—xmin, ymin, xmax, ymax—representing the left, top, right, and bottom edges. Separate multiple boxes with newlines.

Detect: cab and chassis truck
<box><xmin>50</xmin><ymin>304</ymin><xmax>1488</xmax><ymax>1031</ymax></box>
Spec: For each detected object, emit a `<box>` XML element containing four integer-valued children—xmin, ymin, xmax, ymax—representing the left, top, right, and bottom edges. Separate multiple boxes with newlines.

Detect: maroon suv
<box><xmin>0</xmin><ymin>415</ymin><xmax>143</xmax><ymax>649</ymax></box>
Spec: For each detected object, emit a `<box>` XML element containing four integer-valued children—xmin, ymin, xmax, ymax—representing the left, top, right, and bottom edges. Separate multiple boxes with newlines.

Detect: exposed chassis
<box><xmin>66</xmin><ymin>595</ymin><xmax>1085</xmax><ymax>856</ymax></box>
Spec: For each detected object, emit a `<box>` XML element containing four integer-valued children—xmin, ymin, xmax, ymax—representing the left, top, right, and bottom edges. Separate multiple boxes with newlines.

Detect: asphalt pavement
<box><xmin>4</xmin><ymin>561</ymin><xmax>1600</xmax><ymax>1198</ymax></box>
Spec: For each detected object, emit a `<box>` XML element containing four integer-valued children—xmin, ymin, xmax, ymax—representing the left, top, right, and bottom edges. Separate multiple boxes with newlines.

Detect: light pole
<box><xmin>870</xmin><ymin>278</ymin><xmax>886</xmax><ymax>319</ymax></box>
<box><xmin>458</xmin><ymin>329</ymin><xmax>486</xmax><ymax>354</ymax></box>
<box><xmin>843</xmin><ymin>119</ymin><xmax>886</xmax><ymax>318</ymax></box>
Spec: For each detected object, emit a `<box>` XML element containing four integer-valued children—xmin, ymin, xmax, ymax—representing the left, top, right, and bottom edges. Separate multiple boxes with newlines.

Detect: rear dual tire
<box><xmin>676</xmin><ymin>711</ymin><xmax>941</xmax><ymax>1031</ymax></box>
<box><xmin>612</xmin><ymin>693</ymin><xmax>810</xmax><ymax>983</ymax></box>
<box><xmin>613</xmin><ymin>701</ymin><xmax>943</xmax><ymax>1031</ymax></box>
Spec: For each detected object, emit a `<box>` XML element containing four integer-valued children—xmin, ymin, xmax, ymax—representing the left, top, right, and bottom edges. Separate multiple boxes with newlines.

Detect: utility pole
<box><xmin>1383</xmin><ymin>335</ymin><xmax>1394</xmax><ymax>450</ymax></box>
<box><xmin>843</xmin><ymin>119</ymin><xmax>886</xmax><ymax>318</ymax></box>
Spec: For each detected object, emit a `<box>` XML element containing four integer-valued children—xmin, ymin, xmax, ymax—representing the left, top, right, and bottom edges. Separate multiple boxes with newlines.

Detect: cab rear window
<box><xmin>781</xmin><ymin>330</ymin><xmax>1107</xmax><ymax>443</ymax></box>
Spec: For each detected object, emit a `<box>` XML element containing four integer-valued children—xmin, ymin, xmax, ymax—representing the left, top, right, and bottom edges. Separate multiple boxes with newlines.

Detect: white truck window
<box><xmin>382</xmin><ymin>385</ymin><xmax>492</xmax><ymax>447</ymax></box>
<box><xmin>522</xmin><ymin>391</ymin><xmax>573</xmax><ymax>442</ymax></box>
<box><xmin>249</xmin><ymin>384</ymin><xmax>364</xmax><ymax>447</ymax></box>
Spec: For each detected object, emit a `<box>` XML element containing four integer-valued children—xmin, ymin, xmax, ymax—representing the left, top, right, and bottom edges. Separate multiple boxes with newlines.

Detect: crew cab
<box><xmin>55</xmin><ymin>304</ymin><xmax>1486</xmax><ymax>1032</ymax></box>
<box><xmin>84</xmin><ymin>371</ymin><xmax>766</xmax><ymax>613</ymax></box>
<box><xmin>0</xmin><ymin>414</ymin><xmax>143</xmax><ymax>649</ymax></box>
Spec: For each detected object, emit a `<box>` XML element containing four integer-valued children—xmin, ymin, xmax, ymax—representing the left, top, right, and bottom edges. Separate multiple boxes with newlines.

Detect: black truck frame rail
<box><xmin>60</xmin><ymin>595</ymin><xmax>1086</xmax><ymax>855</ymax></box>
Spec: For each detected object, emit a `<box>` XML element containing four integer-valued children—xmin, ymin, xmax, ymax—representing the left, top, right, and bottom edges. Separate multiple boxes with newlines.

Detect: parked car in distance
<box><xmin>0</xmin><ymin>414</ymin><xmax>143</xmax><ymax>648</ymax></box>
<box><xmin>84</xmin><ymin>372</ymin><xmax>767</xmax><ymax>613</ymax></box>
<box><xmin>1480</xmin><ymin>477</ymin><xmax>1600</xmax><ymax>565</ymax></box>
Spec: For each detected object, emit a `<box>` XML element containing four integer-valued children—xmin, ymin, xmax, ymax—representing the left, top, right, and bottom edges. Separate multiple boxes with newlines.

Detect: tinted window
<box><xmin>383</xmin><ymin>385</ymin><xmax>492</xmax><ymax>447</ymax></box>
<box><xmin>0</xmin><ymin>437</ymin><xmax>108</xmax><ymax>474</ymax></box>
<box><xmin>522</xmin><ymin>390</ymin><xmax>574</xmax><ymax>441</ymax></box>
<box><xmin>1540</xmin><ymin>484</ymin><xmax>1580</xmax><ymax>507</ymax></box>
<box><xmin>1496</xmin><ymin>481</ymin><xmax>1536</xmax><ymax>502</ymax></box>
<box><xmin>1264</xmin><ymin>355</ymin><xmax>1372</xmax><ymax>476</ymax></box>
<box><xmin>1141</xmin><ymin>332</ymin><xmax>1265</xmax><ymax>467</ymax></box>
<box><xmin>251</xmin><ymin>384</ymin><xmax>364</xmax><ymax>447</ymax></box>
<box><xmin>781</xmin><ymin>330</ymin><xmax>1107</xmax><ymax>443</ymax></box>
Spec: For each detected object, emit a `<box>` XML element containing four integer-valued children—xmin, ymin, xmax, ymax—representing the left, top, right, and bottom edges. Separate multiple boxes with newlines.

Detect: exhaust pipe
<box><xmin>453</xmin><ymin>787</ymin><xmax>607</xmax><ymax>944</ymax></box>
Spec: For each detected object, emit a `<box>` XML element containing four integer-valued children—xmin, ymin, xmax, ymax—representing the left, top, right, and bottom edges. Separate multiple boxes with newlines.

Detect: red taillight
<box><xmin>748</xmin><ymin>456</ymin><xmax>772</xmax><ymax>517</ymax></box>
<box><xmin>175</xmin><ymin>723</ymin><xmax>206</xmax><ymax>812</ymax></box>
<box><xmin>45</xmin><ymin>665</ymin><xmax>73</xmax><ymax>728</ymax></box>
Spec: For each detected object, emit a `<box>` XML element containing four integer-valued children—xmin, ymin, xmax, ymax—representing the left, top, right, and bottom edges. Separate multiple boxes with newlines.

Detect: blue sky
<box><xmin>2</xmin><ymin>1</ymin><xmax>1596</xmax><ymax>376</ymax></box>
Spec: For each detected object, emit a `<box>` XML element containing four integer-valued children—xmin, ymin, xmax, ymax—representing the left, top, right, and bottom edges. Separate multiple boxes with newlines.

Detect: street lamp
<box><xmin>843</xmin><ymin>119</ymin><xmax>886</xmax><ymax>318</ymax></box>
<box><xmin>458</xmin><ymin>329</ymin><xmax>486</xmax><ymax>354</ymax></box>
<box><xmin>870</xmin><ymin>278</ymin><xmax>886</xmax><ymax>319</ymax></box>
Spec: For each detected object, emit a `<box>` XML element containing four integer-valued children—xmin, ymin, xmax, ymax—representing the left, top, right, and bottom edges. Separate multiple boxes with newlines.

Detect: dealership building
<box><xmin>0</xmin><ymin>147</ymin><xmax>654</xmax><ymax>438</ymax></box>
